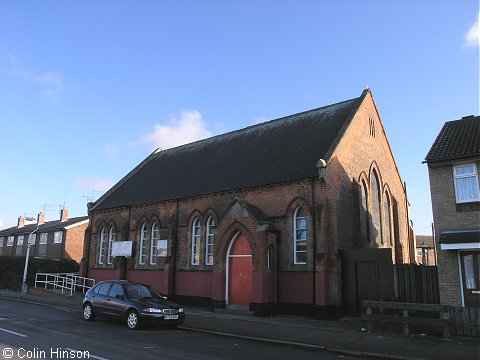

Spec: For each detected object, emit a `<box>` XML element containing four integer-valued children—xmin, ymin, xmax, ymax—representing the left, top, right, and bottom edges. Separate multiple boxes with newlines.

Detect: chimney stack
<box><xmin>37</xmin><ymin>212</ymin><xmax>45</xmax><ymax>225</ymax></box>
<box><xmin>60</xmin><ymin>208</ymin><xmax>68</xmax><ymax>222</ymax></box>
<box><xmin>17</xmin><ymin>215</ymin><xmax>25</xmax><ymax>228</ymax></box>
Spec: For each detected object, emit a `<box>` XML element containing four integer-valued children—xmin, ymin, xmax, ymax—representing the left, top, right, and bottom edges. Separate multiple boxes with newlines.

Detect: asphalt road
<box><xmin>0</xmin><ymin>300</ymin><xmax>355</xmax><ymax>360</ymax></box>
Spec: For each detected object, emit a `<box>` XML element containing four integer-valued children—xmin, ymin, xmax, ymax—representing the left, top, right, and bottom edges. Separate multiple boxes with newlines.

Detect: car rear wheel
<box><xmin>83</xmin><ymin>303</ymin><xmax>95</xmax><ymax>321</ymax></box>
<box><xmin>126</xmin><ymin>310</ymin><xmax>140</xmax><ymax>330</ymax></box>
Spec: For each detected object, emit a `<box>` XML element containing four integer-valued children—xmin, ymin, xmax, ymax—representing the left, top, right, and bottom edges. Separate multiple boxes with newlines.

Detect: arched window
<box><xmin>360</xmin><ymin>180</ymin><xmax>370</xmax><ymax>241</ymax></box>
<box><xmin>293</xmin><ymin>207</ymin><xmax>307</xmax><ymax>264</ymax></box>
<box><xmin>98</xmin><ymin>226</ymin><xmax>106</xmax><ymax>265</ymax></box>
<box><xmin>205</xmin><ymin>217</ymin><xmax>215</xmax><ymax>265</ymax></box>
<box><xmin>107</xmin><ymin>225</ymin><xmax>115</xmax><ymax>265</ymax></box>
<box><xmin>384</xmin><ymin>191</ymin><xmax>393</xmax><ymax>246</ymax></box>
<box><xmin>139</xmin><ymin>223</ymin><xmax>147</xmax><ymax>265</ymax></box>
<box><xmin>371</xmin><ymin>170</ymin><xmax>383</xmax><ymax>244</ymax></box>
<box><xmin>191</xmin><ymin>218</ymin><xmax>201</xmax><ymax>265</ymax></box>
<box><xmin>150</xmin><ymin>222</ymin><xmax>159</xmax><ymax>265</ymax></box>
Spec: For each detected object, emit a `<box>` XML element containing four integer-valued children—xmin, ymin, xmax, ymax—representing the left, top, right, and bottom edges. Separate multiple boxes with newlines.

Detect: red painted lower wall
<box><xmin>211</xmin><ymin>271</ymin><xmax>225</xmax><ymax>301</ymax></box>
<box><xmin>126</xmin><ymin>270</ymin><xmax>170</xmax><ymax>294</ymax></box>
<box><xmin>279</xmin><ymin>272</ymin><xmax>313</xmax><ymax>304</ymax></box>
<box><xmin>315</xmin><ymin>271</ymin><xmax>326</xmax><ymax>305</ymax></box>
<box><xmin>252</xmin><ymin>272</ymin><xmax>274</xmax><ymax>303</ymax></box>
<box><xmin>175</xmin><ymin>271</ymin><xmax>212</xmax><ymax>297</ymax></box>
<box><xmin>88</xmin><ymin>268</ymin><xmax>121</xmax><ymax>284</ymax></box>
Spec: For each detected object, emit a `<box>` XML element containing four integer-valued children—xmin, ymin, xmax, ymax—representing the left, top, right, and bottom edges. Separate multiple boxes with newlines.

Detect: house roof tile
<box><xmin>425</xmin><ymin>115</ymin><xmax>480</xmax><ymax>163</ymax></box>
<box><xmin>0</xmin><ymin>216</ymin><xmax>88</xmax><ymax>237</ymax></box>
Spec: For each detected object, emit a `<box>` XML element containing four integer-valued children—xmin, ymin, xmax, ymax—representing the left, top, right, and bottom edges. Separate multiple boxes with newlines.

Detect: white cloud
<box><xmin>77</xmin><ymin>176</ymin><xmax>115</xmax><ymax>193</ymax></box>
<box><xmin>0</xmin><ymin>218</ymin><xmax>5</xmax><ymax>230</ymax></box>
<box><xmin>465</xmin><ymin>12</ymin><xmax>479</xmax><ymax>48</ymax></box>
<box><xmin>139</xmin><ymin>109</ymin><xmax>213</xmax><ymax>150</ymax></box>
<box><xmin>35</xmin><ymin>71</ymin><xmax>64</xmax><ymax>101</ymax></box>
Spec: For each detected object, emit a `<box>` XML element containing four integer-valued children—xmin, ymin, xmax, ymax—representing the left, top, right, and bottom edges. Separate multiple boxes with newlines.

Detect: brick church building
<box><xmin>81</xmin><ymin>89</ymin><xmax>412</xmax><ymax>317</ymax></box>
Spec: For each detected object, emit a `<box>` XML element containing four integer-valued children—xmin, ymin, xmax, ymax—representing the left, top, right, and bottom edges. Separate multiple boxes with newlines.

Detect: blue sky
<box><xmin>0</xmin><ymin>1</ymin><xmax>478</xmax><ymax>235</ymax></box>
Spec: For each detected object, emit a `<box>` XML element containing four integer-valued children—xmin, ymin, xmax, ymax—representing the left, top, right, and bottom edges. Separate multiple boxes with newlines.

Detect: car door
<box><xmin>90</xmin><ymin>281</ymin><xmax>112</xmax><ymax>315</ymax></box>
<box><xmin>104</xmin><ymin>282</ymin><xmax>128</xmax><ymax>318</ymax></box>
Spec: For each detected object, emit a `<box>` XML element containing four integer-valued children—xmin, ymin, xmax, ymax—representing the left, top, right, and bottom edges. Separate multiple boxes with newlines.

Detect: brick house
<box><xmin>415</xmin><ymin>235</ymin><xmax>436</xmax><ymax>266</ymax></box>
<box><xmin>0</xmin><ymin>209</ymin><xmax>88</xmax><ymax>263</ymax></box>
<box><xmin>82</xmin><ymin>89</ymin><xmax>412</xmax><ymax>317</ymax></box>
<box><xmin>425</xmin><ymin>115</ymin><xmax>480</xmax><ymax>307</ymax></box>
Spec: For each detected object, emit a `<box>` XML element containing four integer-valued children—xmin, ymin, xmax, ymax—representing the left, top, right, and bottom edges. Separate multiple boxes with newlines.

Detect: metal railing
<box><xmin>34</xmin><ymin>272</ymin><xmax>95</xmax><ymax>296</ymax></box>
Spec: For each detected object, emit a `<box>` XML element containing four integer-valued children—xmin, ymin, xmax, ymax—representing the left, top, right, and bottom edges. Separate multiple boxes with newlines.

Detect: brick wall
<box><xmin>428</xmin><ymin>160</ymin><xmax>480</xmax><ymax>306</ymax></box>
<box><xmin>85</xmin><ymin>92</ymin><xmax>410</xmax><ymax>309</ymax></box>
<box><xmin>65</xmin><ymin>222</ymin><xmax>88</xmax><ymax>263</ymax></box>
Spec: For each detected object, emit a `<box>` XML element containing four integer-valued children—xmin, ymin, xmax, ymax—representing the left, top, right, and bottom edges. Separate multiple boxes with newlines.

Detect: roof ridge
<box><xmin>150</xmin><ymin>95</ymin><xmax>361</xmax><ymax>156</ymax></box>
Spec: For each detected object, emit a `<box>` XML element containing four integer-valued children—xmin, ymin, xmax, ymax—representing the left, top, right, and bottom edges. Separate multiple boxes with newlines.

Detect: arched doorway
<box><xmin>226</xmin><ymin>233</ymin><xmax>252</xmax><ymax>306</ymax></box>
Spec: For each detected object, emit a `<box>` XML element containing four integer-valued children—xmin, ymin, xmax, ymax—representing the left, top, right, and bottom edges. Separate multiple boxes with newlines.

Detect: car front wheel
<box><xmin>126</xmin><ymin>310</ymin><xmax>140</xmax><ymax>330</ymax></box>
<box><xmin>83</xmin><ymin>303</ymin><xmax>95</xmax><ymax>321</ymax></box>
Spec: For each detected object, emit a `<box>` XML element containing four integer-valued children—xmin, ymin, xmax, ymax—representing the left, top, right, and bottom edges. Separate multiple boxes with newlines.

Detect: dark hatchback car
<box><xmin>83</xmin><ymin>280</ymin><xmax>185</xmax><ymax>330</ymax></box>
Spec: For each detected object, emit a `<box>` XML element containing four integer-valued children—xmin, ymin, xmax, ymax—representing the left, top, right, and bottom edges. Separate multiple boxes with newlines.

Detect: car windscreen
<box><xmin>124</xmin><ymin>284</ymin><xmax>162</xmax><ymax>299</ymax></box>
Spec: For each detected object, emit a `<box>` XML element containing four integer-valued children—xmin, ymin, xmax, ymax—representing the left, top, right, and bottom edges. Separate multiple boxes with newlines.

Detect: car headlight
<box><xmin>144</xmin><ymin>308</ymin><xmax>163</xmax><ymax>313</ymax></box>
<box><xmin>178</xmin><ymin>308</ymin><xmax>184</xmax><ymax>313</ymax></box>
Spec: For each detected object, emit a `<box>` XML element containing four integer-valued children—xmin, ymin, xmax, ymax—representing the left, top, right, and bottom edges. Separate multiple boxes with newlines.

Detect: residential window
<box><xmin>54</xmin><ymin>231</ymin><xmax>63</xmax><ymax>244</ymax></box>
<box><xmin>0</xmin><ymin>237</ymin><xmax>3</xmax><ymax>247</ymax></box>
<box><xmin>205</xmin><ymin>217</ymin><xmax>215</xmax><ymax>265</ymax></box>
<box><xmin>7</xmin><ymin>236</ymin><xmax>14</xmax><ymax>246</ymax></box>
<box><xmin>29</xmin><ymin>233</ymin><xmax>36</xmax><ymax>245</ymax></box>
<box><xmin>139</xmin><ymin>224</ymin><xmax>147</xmax><ymax>265</ymax></box>
<box><xmin>150</xmin><ymin>222</ymin><xmax>159</xmax><ymax>265</ymax></box>
<box><xmin>191</xmin><ymin>218</ymin><xmax>201</xmax><ymax>265</ymax></box>
<box><xmin>98</xmin><ymin>227</ymin><xmax>106</xmax><ymax>265</ymax></box>
<box><xmin>453</xmin><ymin>164</ymin><xmax>480</xmax><ymax>203</ymax></box>
<box><xmin>293</xmin><ymin>207</ymin><xmax>307</xmax><ymax>264</ymax></box>
<box><xmin>17</xmin><ymin>235</ymin><xmax>24</xmax><ymax>246</ymax></box>
<box><xmin>39</xmin><ymin>233</ymin><xmax>48</xmax><ymax>245</ymax></box>
<box><xmin>464</xmin><ymin>255</ymin><xmax>476</xmax><ymax>289</ymax></box>
<box><xmin>107</xmin><ymin>226</ymin><xmax>115</xmax><ymax>265</ymax></box>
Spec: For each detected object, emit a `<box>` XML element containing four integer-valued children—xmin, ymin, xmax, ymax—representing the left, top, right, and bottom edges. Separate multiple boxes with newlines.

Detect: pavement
<box><xmin>0</xmin><ymin>288</ymin><xmax>478</xmax><ymax>360</ymax></box>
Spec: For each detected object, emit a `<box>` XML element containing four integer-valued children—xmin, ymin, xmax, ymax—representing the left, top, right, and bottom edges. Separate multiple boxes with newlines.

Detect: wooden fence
<box><xmin>394</xmin><ymin>265</ymin><xmax>439</xmax><ymax>304</ymax></box>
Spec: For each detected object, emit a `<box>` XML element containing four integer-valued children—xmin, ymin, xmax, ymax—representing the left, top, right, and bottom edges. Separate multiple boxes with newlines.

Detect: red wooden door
<box><xmin>228</xmin><ymin>234</ymin><xmax>252</xmax><ymax>306</ymax></box>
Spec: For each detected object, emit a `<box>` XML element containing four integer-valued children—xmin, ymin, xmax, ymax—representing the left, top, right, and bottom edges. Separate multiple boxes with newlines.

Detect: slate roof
<box><xmin>416</xmin><ymin>235</ymin><xmax>434</xmax><ymax>248</ymax></box>
<box><xmin>92</xmin><ymin>90</ymin><xmax>368</xmax><ymax>211</ymax></box>
<box><xmin>425</xmin><ymin>115</ymin><xmax>480</xmax><ymax>163</ymax></box>
<box><xmin>0</xmin><ymin>216</ymin><xmax>88</xmax><ymax>237</ymax></box>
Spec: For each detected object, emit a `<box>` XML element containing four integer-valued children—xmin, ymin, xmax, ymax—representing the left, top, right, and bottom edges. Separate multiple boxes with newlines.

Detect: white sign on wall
<box><xmin>112</xmin><ymin>241</ymin><xmax>133</xmax><ymax>257</ymax></box>
<box><xmin>157</xmin><ymin>240</ymin><xmax>168</xmax><ymax>257</ymax></box>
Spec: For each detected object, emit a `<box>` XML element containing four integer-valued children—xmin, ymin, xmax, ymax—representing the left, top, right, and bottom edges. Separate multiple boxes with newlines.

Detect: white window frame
<box><xmin>7</xmin><ymin>236</ymin><xmax>14</xmax><ymax>246</ymax></box>
<box><xmin>191</xmin><ymin>218</ymin><xmax>201</xmax><ymax>265</ymax></box>
<box><xmin>293</xmin><ymin>207</ymin><xmax>307</xmax><ymax>265</ymax></box>
<box><xmin>98</xmin><ymin>227</ymin><xmax>106</xmax><ymax>265</ymax></box>
<box><xmin>54</xmin><ymin>231</ymin><xmax>63</xmax><ymax>244</ymax></box>
<box><xmin>139</xmin><ymin>224</ymin><xmax>147</xmax><ymax>265</ymax></box>
<box><xmin>39</xmin><ymin>233</ymin><xmax>48</xmax><ymax>245</ymax></box>
<box><xmin>205</xmin><ymin>217</ymin><xmax>215</xmax><ymax>265</ymax></box>
<box><xmin>150</xmin><ymin>222</ymin><xmax>159</xmax><ymax>265</ymax></box>
<box><xmin>17</xmin><ymin>235</ymin><xmax>24</xmax><ymax>246</ymax></box>
<box><xmin>29</xmin><ymin>233</ymin><xmax>36</xmax><ymax>245</ymax></box>
<box><xmin>107</xmin><ymin>226</ymin><xmax>115</xmax><ymax>265</ymax></box>
<box><xmin>0</xmin><ymin>237</ymin><xmax>3</xmax><ymax>247</ymax></box>
<box><xmin>453</xmin><ymin>163</ymin><xmax>480</xmax><ymax>203</ymax></box>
